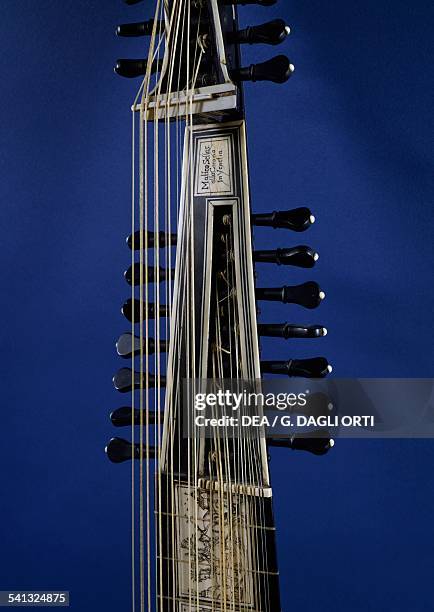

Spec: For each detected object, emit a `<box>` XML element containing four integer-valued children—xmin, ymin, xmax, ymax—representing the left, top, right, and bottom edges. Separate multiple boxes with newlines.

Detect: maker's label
<box><xmin>194</xmin><ymin>136</ymin><xmax>234</xmax><ymax>197</ymax></box>
<box><xmin>175</xmin><ymin>484</ymin><xmax>254</xmax><ymax>610</ymax></box>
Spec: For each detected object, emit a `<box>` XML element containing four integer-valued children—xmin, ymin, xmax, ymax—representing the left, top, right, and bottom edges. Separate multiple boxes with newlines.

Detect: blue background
<box><xmin>1</xmin><ymin>1</ymin><xmax>434</xmax><ymax>610</ymax></box>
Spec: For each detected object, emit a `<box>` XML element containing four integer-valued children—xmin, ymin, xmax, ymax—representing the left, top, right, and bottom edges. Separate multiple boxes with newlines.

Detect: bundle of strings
<box><xmin>128</xmin><ymin>1</ymin><xmax>271</xmax><ymax>611</ymax></box>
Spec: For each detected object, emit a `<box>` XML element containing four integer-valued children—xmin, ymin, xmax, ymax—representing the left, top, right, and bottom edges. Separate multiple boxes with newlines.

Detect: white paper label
<box><xmin>194</xmin><ymin>136</ymin><xmax>234</xmax><ymax>197</ymax></box>
<box><xmin>175</xmin><ymin>485</ymin><xmax>254</xmax><ymax>611</ymax></box>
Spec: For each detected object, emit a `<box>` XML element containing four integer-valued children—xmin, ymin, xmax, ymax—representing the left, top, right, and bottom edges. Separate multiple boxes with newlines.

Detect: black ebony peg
<box><xmin>116</xmin><ymin>20</ymin><xmax>160</xmax><ymax>37</ymax></box>
<box><xmin>127</xmin><ymin>231</ymin><xmax>178</xmax><ymax>250</ymax></box>
<box><xmin>116</xmin><ymin>333</ymin><xmax>169</xmax><ymax>359</ymax></box>
<box><xmin>110</xmin><ymin>407</ymin><xmax>161</xmax><ymax>427</ymax></box>
<box><xmin>106</xmin><ymin>437</ymin><xmax>140</xmax><ymax>463</ymax></box>
<box><xmin>256</xmin><ymin>282</ymin><xmax>325</xmax><ymax>309</ymax></box>
<box><xmin>122</xmin><ymin>299</ymin><xmax>169</xmax><ymax>323</ymax></box>
<box><xmin>258</xmin><ymin>323</ymin><xmax>327</xmax><ymax>339</ymax></box>
<box><xmin>106</xmin><ymin>437</ymin><xmax>156</xmax><ymax>464</ymax></box>
<box><xmin>252</xmin><ymin>208</ymin><xmax>315</xmax><ymax>232</ymax></box>
<box><xmin>231</xmin><ymin>55</ymin><xmax>294</xmax><ymax>84</ymax></box>
<box><xmin>113</xmin><ymin>367</ymin><xmax>166</xmax><ymax>393</ymax></box>
<box><xmin>115</xmin><ymin>59</ymin><xmax>162</xmax><ymax>78</ymax></box>
<box><xmin>261</xmin><ymin>357</ymin><xmax>332</xmax><ymax>378</ymax></box>
<box><xmin>125</xmin><ymin>264</ymin><xmax>175</xmax><ymax>286</ymax></box>
<box><xmin>124</xmin><ymin>0</ymin><xmax>144</xmax><ymax>5</ymax></box>
<box><xmin>268</xmin><ymin>431</ymin><xmax>334</xmax><ymax>456</ymax></box>
<box><xmin>229</xmin><ymin>19</ymin><xmax>290</xmax><ymax>46</ymax></box>
<box><xmin>254</xmin><ymin>246</ymin><xmax>319</xmax><ymax>268</ymax></box>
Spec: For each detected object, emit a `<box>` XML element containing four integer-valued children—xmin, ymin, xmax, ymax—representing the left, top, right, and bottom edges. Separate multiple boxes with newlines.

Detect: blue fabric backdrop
<box><xmin>1</xmin><ymin>1</ymin><xmax>433</xmax><ymax>610</ymax></box>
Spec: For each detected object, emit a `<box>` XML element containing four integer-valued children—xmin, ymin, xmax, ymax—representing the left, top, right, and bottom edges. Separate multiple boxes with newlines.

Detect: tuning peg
<box><xmin>261</xmin><ymin>357</ymin><xmax>332</xmax><ymax>378</ymax></box>
<box><xmin>229</xmin><ymin>19</ymin><xmax>290</xmax><ymax>46</ymax></box>
<box><xmin>106</xmin><ymin>438</ymin><xmax>140</xmax><ymax>463</ymax></box>
<box><xmin>256</xmin><ymin>282</ymin><xmax>325</xmax><ymax>309</ymax></box>
<box><xmin>258</xmin><ymin>323</ymin><xmax>327</xmax><ymax>339</ymax></box>
<box><xmin>252</xmin><ymin>208</ymin><xmax>315</xmax><ymax>232</ymax></box>
<box><xmin>106</xmin><ymin>437</ymin><xmax>156</xmax><ymax>463</ymax></box>
<box><xmin>268</xmin><ymin>430</ymin><xmax>334</xmax><ymax>456</ymax></box>
<box><xmin>116</xmin><ymin>20</ymin><xmax>161</xmax><ymax>37</ymax></box>
<box><xmin>124</xmin><ymin>0</ymin><xmax>144</xmax><ymax>5</ymax></box>
<box><xmin>124</xmin><ymin>264</ymin><xmax>175</xmax><ymax>286</ymax></box>
<box><xmin>127</xmin><ymin>231</ymin><xmax>178</xmax><ymax>250</ymax></box>
<box><xmin>254</xmin><ymin>246</ymin><xmax>318</xmax><ymax>268</ymax></box>
<box><xmin>114</xmin><ymin>59</ymin><xmax>162</xmax><ymax>79</ymax></box>
<box><xmin>231</xmin><ymin>55</ymin><xmax>294</xmax><ymax>84</ymax></box>
<box><xmin>113</xmin><ymin>367</ymin><xmax>166</xmax><ymax>393</ymax></box>
<box><xmin>116</xmin><ymin>332</ymin><xmax>169</xmax><ymax>359</ymax></box>
<box><xmin>122</xmin><ymin>299</ymin><xmax>169</xmax><ymax>323</ymax></box>
<box><xmin>110</xmin><ymin>407</ymin><xmax>162</xmax><ymax>427</ymax></box>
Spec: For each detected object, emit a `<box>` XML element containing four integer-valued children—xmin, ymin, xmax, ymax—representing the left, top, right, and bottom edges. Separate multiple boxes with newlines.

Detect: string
<box><xmin>135</xmin><ymin>3</ymin><xmax>164</xmax><ymax>611</ymax></box>
<box><xmin>152</xmin><ymin>50</ymin><xmax>170</xmax><ymax>612</ymax></box>
<box><xmin>131</xmin><ymin>88</ymin><xmax>136</xmax><ymax>612</ymax></box>
<box><xmin>128</xmin><ymin>2</ymin><xmax>277</xmax><ymax>611</ymax></box>
<box><xmin>156</xmin><ymin>3</ymin><xmax>185</xmax><ymax>612</ymax></box>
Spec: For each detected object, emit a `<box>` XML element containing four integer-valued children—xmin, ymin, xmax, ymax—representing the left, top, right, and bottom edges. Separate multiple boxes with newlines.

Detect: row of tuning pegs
<box><xmin>106</xmin><ymin>431</ymin><xmax>334</xmax><ymax>463</ymax></box>
<box><xmin>116</xmin><ymin>207</ymin><xmax>329</xmax><ymax>378</ymax></box>
<box><xmin>115</xmin><ymin>55</ymin><xmax>294</xmax><ymax>84</ymax></box>
<box><xmin>117</xmin><ymin>18</ymin><xmax>289</xmax><ymax>46</ymax></box>
<box><xmin>108</xmin><ymin>4</ymin><xmax>333</xmax><ymax>463</ymax></box>
<box><xmin>111</xmin><ymin>390</ymin><xmax>333</xmax><ymax>427</ymax></box>
<box><xmin>112</xmin><ymin>210</ymin><xmax>330</xmax><ymax>375</ymax></box>
<box><xmin>126</xmin><ymin>208</ymin><xmax>315</xmax><ymax>248</ymax></box>
<box><xmin>107</xmin><ymin>387</ymin><xmax>335</xmax><ymax>464</ymax></box>
<box><xmin>253</xmin><ymin>212</ymin><xmax>331</xmax><ymax>376</ymax></box>
<box><xmin>119</xmin><ymin>291</ymin><xmax>324</xmax><ymax>322</ymax></box>
<box><xmin>252</xmin><ymin>206</ymin><xmax>333</xmax><ymax>453</ymax></box>
<box><xmin>115</xmin><ymin>324</ymin><xmax>326</xmax><ymax>360</ymax></box>
<box><xmin>112</xmin><ymin>354</ymin><xmax>332</xmax><ymax>394</ymax></box>
<box><xmin>121</xmin><ymin>284</ymin><xmax>324</xmax><ymax>316</ymax></box>
<box><xmin>116</xmin><ymin>0</ymin><xmax>294</xmax><ymax>84</ymax></box>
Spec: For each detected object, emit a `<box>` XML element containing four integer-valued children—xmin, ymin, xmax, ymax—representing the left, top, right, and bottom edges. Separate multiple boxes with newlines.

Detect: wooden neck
<box><xmin>156</xmin><ymin>119</ymin><xmax>281</xmax><ymax>612</ymax></box>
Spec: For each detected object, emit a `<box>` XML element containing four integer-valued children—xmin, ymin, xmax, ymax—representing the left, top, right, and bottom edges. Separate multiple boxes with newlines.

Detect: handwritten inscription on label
<box><xmin>176</xmin><ymin>485</ymin><xmax>254</xmax><ymax>611</ymax></box>
<box><xmin>194</xmin><ymin>137</ymin><xmax>234</xmax><ymax>197</ymax></box>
